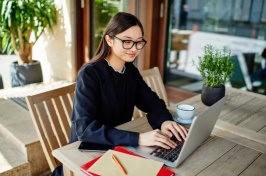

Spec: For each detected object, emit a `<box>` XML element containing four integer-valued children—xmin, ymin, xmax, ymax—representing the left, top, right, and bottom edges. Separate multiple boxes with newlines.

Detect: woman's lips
<box><xmin>127</xmin><ymin>53</ymin><xmax>136</xmax><ymax>57</ymax></box>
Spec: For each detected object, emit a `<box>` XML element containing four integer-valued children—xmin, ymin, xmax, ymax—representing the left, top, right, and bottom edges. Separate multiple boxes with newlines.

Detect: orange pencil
<box><xmin>111</xmin><ymin>154</ymin><xmax>127</xmax><ymax>175</ymax></box>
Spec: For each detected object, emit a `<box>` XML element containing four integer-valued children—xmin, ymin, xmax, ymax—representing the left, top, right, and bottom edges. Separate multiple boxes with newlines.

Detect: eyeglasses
<box><xmin>111</xmin><ymin>36</ymin><xmax>147</xmax><ymax>50</ymax></box>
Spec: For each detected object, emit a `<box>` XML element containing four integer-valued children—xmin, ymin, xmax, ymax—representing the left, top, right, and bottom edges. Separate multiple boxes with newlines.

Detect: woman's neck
<box><xmin>105</xmin><ymin>57</ymin><xmax>125</xmax><ymax>72</ymax></box>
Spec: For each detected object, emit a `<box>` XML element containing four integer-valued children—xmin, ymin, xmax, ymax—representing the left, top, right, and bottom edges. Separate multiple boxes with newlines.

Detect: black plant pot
<box><xmin>201</xmin><ymin>84</ymin><xmax>225</xmax><ymax>106</ymax></box>
<box><xmin>10</xmin><ymin>60</ymin><xmax>43</xmax><ymax>87</ymax></box>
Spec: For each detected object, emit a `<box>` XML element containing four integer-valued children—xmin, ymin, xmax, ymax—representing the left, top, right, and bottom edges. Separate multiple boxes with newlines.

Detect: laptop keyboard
<box><xmin>149</xmin><ymin>137</ymin><xmax>184</xmax><ymax>162</ymax></box>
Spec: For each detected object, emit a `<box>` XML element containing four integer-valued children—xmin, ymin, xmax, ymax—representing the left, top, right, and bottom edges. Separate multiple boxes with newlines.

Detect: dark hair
<box><xmin>90</xmin><ymin>12</ymin><xmax>144</xmax><ymax>63</ymax></box>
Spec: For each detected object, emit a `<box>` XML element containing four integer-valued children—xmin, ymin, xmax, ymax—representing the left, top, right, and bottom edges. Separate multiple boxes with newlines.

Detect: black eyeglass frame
<box><xmin>110</xmin><ymin>35</ymin><xmax>147</xmax><ymax>50</ymax></box>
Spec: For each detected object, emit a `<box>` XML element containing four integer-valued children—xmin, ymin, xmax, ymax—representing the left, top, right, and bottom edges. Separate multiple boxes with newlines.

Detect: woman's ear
<box><xmin>105</xmin><ymin>35</ymin><xmax>113</xmax><ymax>46</ymax></box>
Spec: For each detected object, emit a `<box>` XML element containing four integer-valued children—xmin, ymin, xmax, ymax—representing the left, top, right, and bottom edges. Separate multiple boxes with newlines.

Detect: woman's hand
<box><xmin>161</xmin><ymin>121</ymin><xmax>188</xmax><ymax>142</ymax></box>
<box><xmin>138</xmin><ymin>129</ymin><xmax>177</xmax><ymax>149</ymax></box>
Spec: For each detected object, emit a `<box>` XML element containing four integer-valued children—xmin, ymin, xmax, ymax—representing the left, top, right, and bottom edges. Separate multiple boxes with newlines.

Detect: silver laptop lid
<box><xmin>175</xmin><ymin>95</ymin><xmax>226</xmax><ymax>166</ymax></box>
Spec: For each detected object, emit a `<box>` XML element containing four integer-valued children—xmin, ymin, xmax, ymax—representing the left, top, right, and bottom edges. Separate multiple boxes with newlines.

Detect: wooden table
<box><xmin>52</xmin><ymin>88</ymin><xmax>266</xmax><ymax>176</ymax></box>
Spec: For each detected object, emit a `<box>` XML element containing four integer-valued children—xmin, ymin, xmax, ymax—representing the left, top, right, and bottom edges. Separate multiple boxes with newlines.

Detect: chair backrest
<box><xmin>25</xmin><ymin>83</ymin><xmax>76</xmax><ymax>171</ymax></box>
<box><xmin>229</xmin><ymin>54</ymin><xmax>254</xmax><ymax>90</ymax></box>
<box><xmin>229</xmin><ymin>55</ymin><xmax>247</xmax><ymax>89</ymax></box>
<box><xmin>133</xmin><ymin>67</ymin><xmax>169</xmax><ymax>119</ymax></box>
<box><xmin>243</xmin><ymin>53</ymin><xmax>256</xmax><ymax>76</ymax></box>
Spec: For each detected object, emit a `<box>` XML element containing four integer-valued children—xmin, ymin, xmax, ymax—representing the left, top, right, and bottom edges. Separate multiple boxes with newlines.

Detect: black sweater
<box><xmin>69</xmin><ymin>60</ymin><xmax>173</xmax><ymax>146</ymax></box>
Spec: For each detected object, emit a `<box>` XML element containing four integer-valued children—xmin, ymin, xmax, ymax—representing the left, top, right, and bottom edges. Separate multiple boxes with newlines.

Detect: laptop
<box><xmin>126</xmin><ymin>96</ymin><xmax>226</xmax><ymax>167</ymax></box>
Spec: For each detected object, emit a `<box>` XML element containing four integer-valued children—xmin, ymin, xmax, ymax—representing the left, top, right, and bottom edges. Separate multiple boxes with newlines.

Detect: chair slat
<box><xmin>54</xmin><ymin>96</ymin><xmax>71</xmax><ymax>141</ymax></box>
<box><xmin>61</xmin><ymin>94</ymin><xmax>72</xmax><ymax>119</ymax></box>
<box><xmin>35</xmin><ymin>102</ymin><xmax>60</xmax><ymax>151</ymax></box>
<box><xmin>46</xmin><ymin>99</ymin><xmax>68</xmax><ymax>147</ymax></box>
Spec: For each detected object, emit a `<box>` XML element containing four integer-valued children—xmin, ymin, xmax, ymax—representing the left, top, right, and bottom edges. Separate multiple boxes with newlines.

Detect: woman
<box><xmin>70</xmin><ymin>12</ymin><xmax>187</xmax><ymax>150</ymax></box>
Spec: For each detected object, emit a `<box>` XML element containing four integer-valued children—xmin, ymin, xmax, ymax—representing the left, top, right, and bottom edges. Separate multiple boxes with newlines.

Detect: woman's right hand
<box><xmin>138</xmin><ymin>129</ymin><xmax>177</xmax><ymax>149</ymax></box>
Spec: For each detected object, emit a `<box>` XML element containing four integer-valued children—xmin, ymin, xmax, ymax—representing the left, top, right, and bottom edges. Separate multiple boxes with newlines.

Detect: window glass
<box><xmin>90</xmin><ymin>0</ymin><xmax>127</xmax><ymax>57</ymax></box>
<box><xmin>165</xmin><ymin>0</ymin><xmax>266</xmax><ymax>95</ymax></box>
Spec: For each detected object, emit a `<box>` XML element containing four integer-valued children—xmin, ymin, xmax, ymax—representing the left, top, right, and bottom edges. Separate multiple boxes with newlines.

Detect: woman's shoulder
<box><xmin>79</xmin><ymin>61</ymin><xmax>107</xmax><ymax>73</ymax></box>
<box><xmin>81</xmin><ymin>60</ymin><xmax>105</xmax><ymax>69</ymax></box>
<box><xmin>77</xmin><ymin>61</ymin><xmax>108</xmax><ymax>81</ymax></box>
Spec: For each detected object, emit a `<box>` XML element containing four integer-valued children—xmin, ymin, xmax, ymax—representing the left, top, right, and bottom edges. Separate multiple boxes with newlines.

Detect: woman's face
<box><xmin>106</xmin><ymin>25</ymin><xmax>144</xmax><ymax>63</ymax></box>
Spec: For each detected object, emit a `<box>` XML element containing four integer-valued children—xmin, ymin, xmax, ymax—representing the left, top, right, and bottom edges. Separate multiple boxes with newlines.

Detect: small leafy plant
<box><xmin>195</xmin><ymin>44</ymin><xmax>234</xmax><ymax>87</ymax></box>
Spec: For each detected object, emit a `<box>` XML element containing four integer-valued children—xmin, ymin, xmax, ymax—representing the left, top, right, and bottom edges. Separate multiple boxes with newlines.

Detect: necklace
<box><xmin>105</xmin><ymin>59</ymin><xmax>126</xmax><ymax>74</ymax></box>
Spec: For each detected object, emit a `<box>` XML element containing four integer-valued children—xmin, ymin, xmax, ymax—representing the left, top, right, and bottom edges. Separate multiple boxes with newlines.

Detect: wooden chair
<box><xmin>25</xmin><ymin>83</ymin><xmax>76</xmax><ymax>171</ymax></box>
<box><xmin>133</xmin><ymin>67</ymin><xmax>169</xmax><ymax>119</ymax></box>
<box><xmin>229</xmin><ymin>54</ymin><xmax>254</xmax><ymax>91</ymax></box>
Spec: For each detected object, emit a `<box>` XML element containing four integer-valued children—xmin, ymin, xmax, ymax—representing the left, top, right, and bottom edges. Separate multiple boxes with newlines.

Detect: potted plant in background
<box><xmin>194</xmin><ymin>44</ymin><xmax>234</xmax><ymax>106</ymax></box>
<box><xmin>0</xmin><ymin>0</ymin><xmax>58</xmax><ymax>87</ymax></box>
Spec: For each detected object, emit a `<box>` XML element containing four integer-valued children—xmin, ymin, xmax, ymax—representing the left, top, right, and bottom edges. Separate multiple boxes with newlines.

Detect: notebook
<box><xmin>126</xmin><ymin>96</ymin><xmax>226</xmax><ymax>168</ymax></box>
<box><xmin>80</xmin><ymin>146</ymin><xmax>175</xmax><ymax>176</ymax></box>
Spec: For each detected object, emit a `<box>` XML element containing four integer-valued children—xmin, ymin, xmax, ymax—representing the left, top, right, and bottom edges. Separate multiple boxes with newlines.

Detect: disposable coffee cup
<box><xmin>176</xmin><ymin>104</ymin><xmax>195</xmax><ymax>120</ymax></box>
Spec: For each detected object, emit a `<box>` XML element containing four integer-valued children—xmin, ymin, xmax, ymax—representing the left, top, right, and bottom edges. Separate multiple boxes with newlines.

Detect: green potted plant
<box><xmin>0</xmin><ymin>0</ymin><xmax>58</xmax><ymax>87</ymax></box>
<box><xmin>194</xmin><ymin>44</ymin><xmax>234</xmax><ymax>106</ymax></box>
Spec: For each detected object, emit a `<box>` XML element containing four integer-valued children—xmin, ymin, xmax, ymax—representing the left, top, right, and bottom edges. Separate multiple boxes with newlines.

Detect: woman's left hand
<box><xmin>161</xmin><ymin>121</ymin><xmax>188</xmax><ymax>142</ymax></box>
